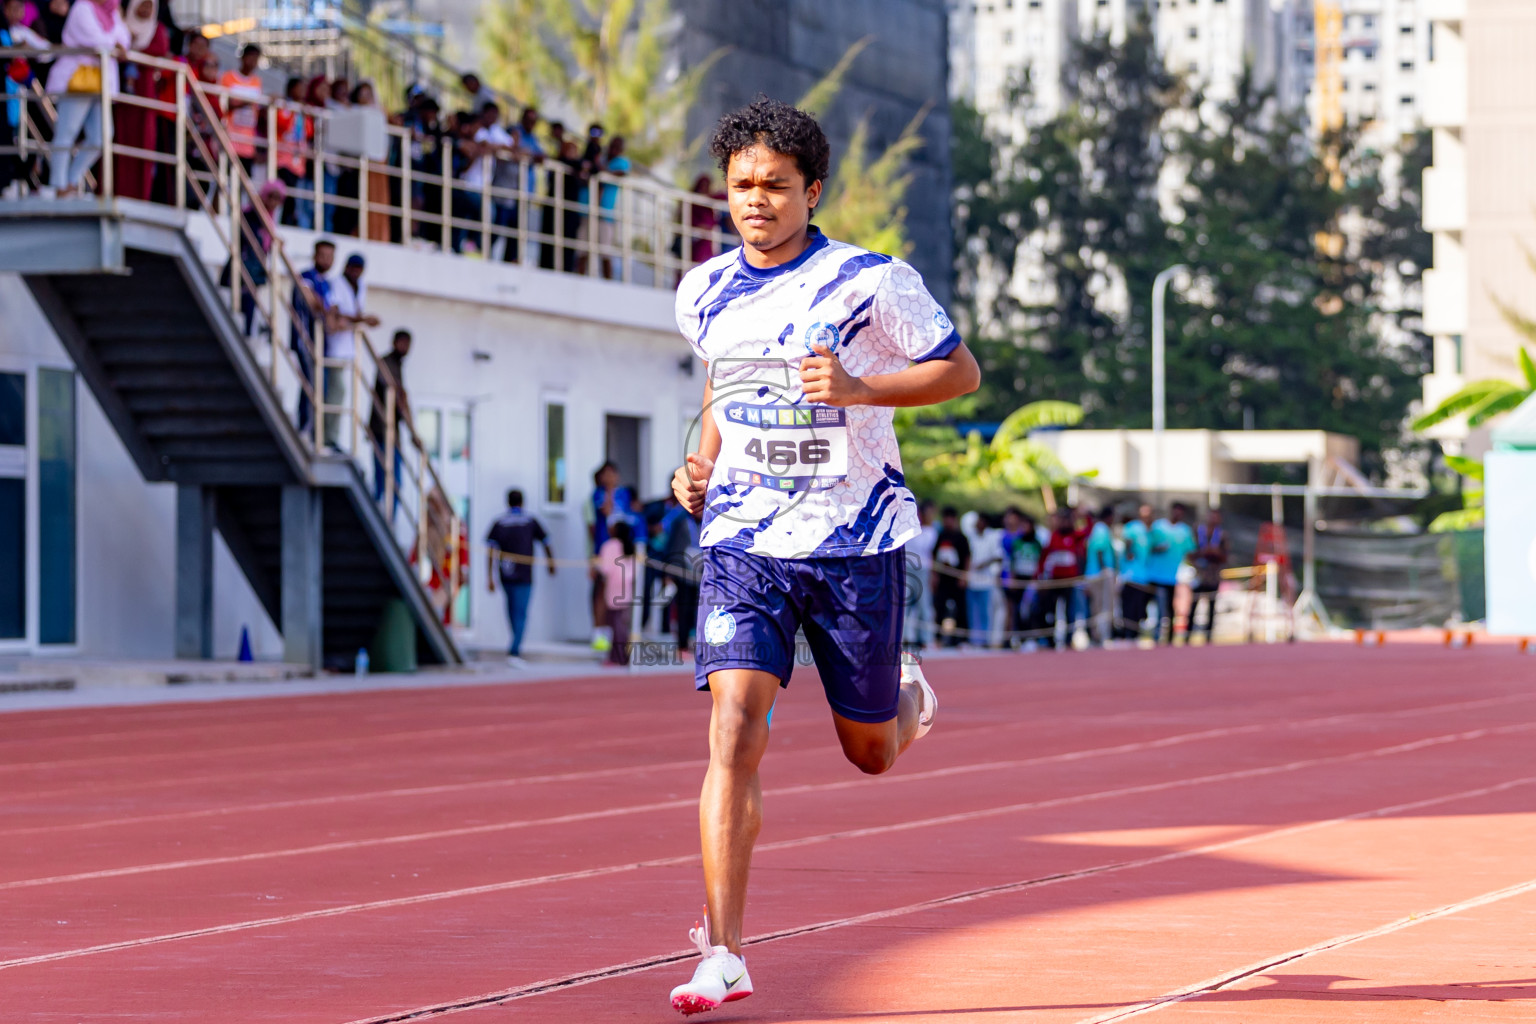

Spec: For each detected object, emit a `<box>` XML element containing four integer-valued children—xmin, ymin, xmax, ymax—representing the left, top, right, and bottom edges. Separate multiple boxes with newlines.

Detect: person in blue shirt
<box><xmin>1146</xmin><ymin>501</ymin><xmax>1198</xmax><ymax>645</ymax></box>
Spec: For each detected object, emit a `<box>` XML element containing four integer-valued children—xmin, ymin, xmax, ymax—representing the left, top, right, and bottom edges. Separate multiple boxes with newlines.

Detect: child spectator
<box><xmin>598</xmin><ymin>519</ymin><xmax>636</xmax><ymax>666</ymax></box>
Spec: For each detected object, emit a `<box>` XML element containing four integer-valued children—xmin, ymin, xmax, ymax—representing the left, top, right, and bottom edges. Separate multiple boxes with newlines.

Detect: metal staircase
<box><xmin>0</xmin><ymin>54</ymin><xmax>462</xmax><ymax>668</ymax></box>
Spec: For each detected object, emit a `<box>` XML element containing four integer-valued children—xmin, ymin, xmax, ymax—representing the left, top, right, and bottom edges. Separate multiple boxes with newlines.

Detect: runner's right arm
<box><xmin>673</xmin><ymin>371</ymin><xmax>720</xmax><ymax>517</ymax></box>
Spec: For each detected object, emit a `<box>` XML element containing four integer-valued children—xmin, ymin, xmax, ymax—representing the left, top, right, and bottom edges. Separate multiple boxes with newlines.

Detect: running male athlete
<box><xmin>667</xmin><ymin>97</ymin><xmax>981</xmax><ymax>1015</ymax></box>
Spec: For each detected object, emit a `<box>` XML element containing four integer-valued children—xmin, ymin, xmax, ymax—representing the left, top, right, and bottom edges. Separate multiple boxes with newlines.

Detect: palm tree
<box><xmin>1411</xmin><ymin>345</ymin><xmax>1535</xmax><ymax>434</ymax></box>
<box><xmin>477</xmin><ymin>0</ymin><xmax>726</xmax><ymax>166</ymax></box>
<box><xmin>902</xmin><ymin>400</ymin><xmax>1087</xmax><ymax>512</ymax></box>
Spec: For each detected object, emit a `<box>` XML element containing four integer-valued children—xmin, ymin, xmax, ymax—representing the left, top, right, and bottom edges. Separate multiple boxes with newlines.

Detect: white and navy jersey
<box><xmin>675</xmin><ymin>228</ymin><xmax>960</xmax><ymax>559</ymax></box>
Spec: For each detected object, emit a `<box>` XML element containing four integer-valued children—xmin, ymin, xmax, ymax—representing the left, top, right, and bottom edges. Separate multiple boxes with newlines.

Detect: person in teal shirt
<box><xmin>1118</xmin><ymin>504</ymin><xmax>1153</xmax><ymax>640</ymax></box>
<box><xmin>1146</xmin><ymin>502</ymin><xmax>1197</xmax><ymax>645</ymax></box>
<box><xmin>1083</xmin><ymin>507</ymin><xmax>1118</xmax><ymax>645</ymax></box>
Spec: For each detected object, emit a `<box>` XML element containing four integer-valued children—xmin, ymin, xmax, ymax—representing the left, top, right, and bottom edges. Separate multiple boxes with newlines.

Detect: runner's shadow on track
<box><xmin>797</xmin><ymin>975</ymin><xmax>1536</xmax><ymax>1017</ymax></box>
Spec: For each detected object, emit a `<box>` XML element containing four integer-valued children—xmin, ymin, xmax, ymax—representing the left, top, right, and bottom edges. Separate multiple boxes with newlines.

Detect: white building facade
<box><xmin>1419</xmin><ymin>0</ymin><xmax>1536</xmax><ymax>450</ymax></box>
<box><xmin>0</xmin><ymin>237</ymin><xmax>703</xmax><ymax>661</ymax></box>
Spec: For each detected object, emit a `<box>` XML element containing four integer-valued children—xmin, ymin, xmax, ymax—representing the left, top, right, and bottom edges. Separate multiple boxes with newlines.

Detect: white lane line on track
<box><xmin>2</xmin><ymin>725</ymin><xmax>1530</xmax><ymax>969</ymax></box>
<box><xmin>331</xmin><ymin>773</ymin><xmax>1536</xmax><ymax>1023</ymax></box>
<box><xmin>1071</xmin><ymin>877</ymin><xmax>1536</xmax><ymax>1023</ymax></box>
<box><xmin>6</xmin><ymin>688</ymin><xmax>1528</xmax><ymax>840</ymax></box>
<box><xmin>5</xmin><ymin>662</ymin><xmax>1519</xmax><ymax>773</ymax></box>
<box><xmin>6</xmin><ymin>717</ymin><xmax>1530</xmax><ymax>892</ymax></box>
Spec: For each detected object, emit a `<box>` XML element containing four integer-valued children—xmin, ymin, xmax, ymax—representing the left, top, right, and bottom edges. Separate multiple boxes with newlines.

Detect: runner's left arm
<box><xmin>800</xmin><ymin>261</ymin><xmax>979</xmax><ymax>408</ymax></box>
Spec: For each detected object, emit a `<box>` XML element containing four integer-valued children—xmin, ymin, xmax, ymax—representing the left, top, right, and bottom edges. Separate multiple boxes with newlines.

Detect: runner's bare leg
<box><xmin>700</xmin><ymin>668</ymin><xmax>782</xmax><ymax>954</ymax></box>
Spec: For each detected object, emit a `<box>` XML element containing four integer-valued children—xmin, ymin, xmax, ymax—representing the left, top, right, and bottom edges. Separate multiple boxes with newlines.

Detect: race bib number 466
<box><xmin>719</xmin><ymin>402</ymin><xmax>849</xmax><ymax>493</ymax></box>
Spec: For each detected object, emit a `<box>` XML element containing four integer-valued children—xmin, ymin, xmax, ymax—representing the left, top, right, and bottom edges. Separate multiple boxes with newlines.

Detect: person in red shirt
<box><xmin>1039</xmin><ymin>507</ymin><xmax>1088</xmax><ymax>650</ymax></box>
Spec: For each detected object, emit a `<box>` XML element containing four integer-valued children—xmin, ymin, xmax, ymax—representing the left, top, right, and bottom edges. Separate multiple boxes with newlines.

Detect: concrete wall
<box><xmin>674</xmin><ymin>0</ymin><xmax>954</xmax><ymax>305</ymax></box>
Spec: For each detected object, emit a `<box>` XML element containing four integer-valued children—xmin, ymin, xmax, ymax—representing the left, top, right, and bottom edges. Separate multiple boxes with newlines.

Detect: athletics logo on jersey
<box><xmin>933</xmin><ymin>309</ymin><xmax>953</xmax><ymax>332</ymax></box>
<box><xmin>803</xmin><ymin>321</ymin><xmax>839</xmax><ymax>352</ymax></box>
<box><xmin>703</xmin><ymin>606</ymin><xmax>737</xmax><ymax>646</ymax></box>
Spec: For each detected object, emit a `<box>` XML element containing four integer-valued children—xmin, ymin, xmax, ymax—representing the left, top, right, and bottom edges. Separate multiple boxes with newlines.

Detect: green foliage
<box><xmin>1411</xmin><ymin>366</ymin><xmax>1533</xmax><ymax>431</ymax></box>
<box><xmin>477</xmin><ymin>0</ymin><xmax>725</xmax><ymax>166</ymax></box>
<box><xmin>953</xmin><ymin>20</ymin><xmax>1429</xmax><ymax>471</ymax></box>
<box><xmin>897</xmin><ymin>400</ymin><xmax>1087</xmax><ymax>513</ymax></box>
<box><xmin>795</xmin><ymin>40</ymin><xmax>925</xmax><ymax>257</ymax></box>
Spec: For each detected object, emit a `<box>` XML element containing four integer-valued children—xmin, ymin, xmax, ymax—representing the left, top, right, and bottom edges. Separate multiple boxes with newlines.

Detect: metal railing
<box><xmin>0</xmin><ymin>46</ymin><xmax>477</xmax><ymax>624</ymax></box>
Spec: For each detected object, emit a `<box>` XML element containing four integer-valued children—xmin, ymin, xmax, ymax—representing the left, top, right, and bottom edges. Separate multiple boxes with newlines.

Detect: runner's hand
<box><xmin>799</xmin><ymin>344</ymin><xmax>867</xmax><ymax>406</ymax></box>
<box><xmin>673</xmin><ymin>453</ymin><xmax>713</xmax><ymax>516</ymax></box>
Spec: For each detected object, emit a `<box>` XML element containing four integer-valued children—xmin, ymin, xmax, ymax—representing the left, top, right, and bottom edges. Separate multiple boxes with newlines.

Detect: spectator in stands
<box><xmin>595</xmin><ymin>134</ymin><xmax>628</xmax><ymax>278</ymax></box>
<box><xmin>1118</xmin><ymin>503</ymin><xmax>1154</xmax><ymax>640</ymax></box>
<box><xmin>586</xmin><ymin>460</ymin><xmax>635</xmax><ymax>652</ymax></box>
<box><xmin>574</xmin><ymin>123</ymin><xmax>604</xmax><ymax>272</ymax></box>
<box><xmin>219</xmin><ymin>43</ymin><xmax>265</xmax><ymax>177</ymax></box>
<box><xmin>109</xmin><ymin>0</ymin><xmax>167</xmax><ymax>201</ymax></box>
<box><xmin>323</xmin><ymin>253</ymin><xmax>380</xmax><ymax>449</ymax></box>
<box><xmin>369</xmin><ymin>328</ymin><xmax>410</xmax><ymax>521</ymax></box>
<box><xmin>1190</xmin><ymin>507</ymin><xmax>1228</xmax><ymax>645</ymax></box>
<box><xmin>1146</xmin><ymin>501</ymin><xmax>1197</xmax><ymax>645</ymax></box>
<box><xmin>1</xmin><ymin>0</ymin><xmax>49</xmax><ymax>198</ymax></box>
<box><xmin>402</xmin><ymin>96</ymin><xmax>446</xmax><ymax>246</ymax></box>
<box><xmin>538</xmin><ymin>121</ymin><xmax>567</xmax><ymax>269</ymax></box>
<box><xmin>904</xmin><ymin>499</ymin><xmax>937</xmax><ymax>650</ymax></box>
<box><xmin>556</xmin><ymin>137</ymin><xmax>589</xmax><ymax>273</ymax></box>
<box><xmin>275</xmin><ymin>76</ymin><xmax>312</xmax><ymax>226</ymax></box>
<box><xmin>291</xmin><ymin>238</ymin><xmax>335</xmax><ymax>437</ymax></box>
<box><xmin>454</xmin><ymin>100</ymin><xmax>514</xmax><ymax>255</ymax></box>
<box><xmin>687</xmin><ymin>173</ymin><xmax>721</xmax><ymax>268</ymax></box>
<box><xmin>328</xmin><ymin>76</ymin><xmax>349</xmax><ymax>110</ymax></box>
<box><xmin>45</xmin><ymin>0</ymin><xmax>130</xmax><ymax>198</ymax></box>
<box><xmin>460</xmin><ymin>71</ymin><xmax>493</xmax><ymax>116</ymax></box>
<box><xmin>931</xmin><ymin>506</ymin><xmax>970</xmax><ymax>647</ymax></box>
<box><xmin>37</xmin><ymin>0</ymin><xmax>67</xmax><ymax>44</ymax></box>
<box><xmin>485</xmin><ymin>487</ymin><xmax>554</xmax><ymax>667</ymax></box>
<box><xmin>597</xmin><ymin>519</ymin><xmax>636</xmax><ymax>666</ymax></box>
<box><xmin>181</xmin><ymin>29</ymin><xmax>208</xmax><ymax>76</ymax></box>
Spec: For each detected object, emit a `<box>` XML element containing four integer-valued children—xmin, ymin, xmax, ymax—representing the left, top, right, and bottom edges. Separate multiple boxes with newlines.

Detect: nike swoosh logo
<box><xmin>723</xmin><ymin>972</ymin><xmax>745</xmax><ymax>990</ymax></box>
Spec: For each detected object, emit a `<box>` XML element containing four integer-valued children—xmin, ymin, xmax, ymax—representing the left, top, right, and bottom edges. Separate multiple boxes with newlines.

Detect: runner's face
<box><xmin>726</xmin><ymin>145</ymin><xmax>821</xmax><ymax>255</ymax></box>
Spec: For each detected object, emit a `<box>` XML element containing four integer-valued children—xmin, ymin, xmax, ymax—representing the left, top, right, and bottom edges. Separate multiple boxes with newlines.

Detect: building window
<box><xmin>1401</xmin><ymin>95</ymin><xmax>1413</xmax><ymax>105</ymax></box>
<box><xmin>1400</xmin><ymin>24</ymin><xmax>1413</xmax><ymax>35</ymax></box>
<box><xmin>544</xmin><ymin>401</ymin><xmax>566</xmax><ymax>505</ymax></box>
<box><xmin>36</xmin><ymin>369</ymin><xmax>75</xmax><ymax>645</ymax></box>
<box><xmin>1188</xmin><ymin>25</ymin><xmax>1198</xmax><ymax>39</ymax></box>
<box><xmin>1363</xmin><ymin>82</ymin><xmax>1376</xmax><ymax>91</ymax></box>
<box><xmin>1452</xmin><ymin>335</ymin><xmax>1464</xmax><ymax>375</ymax></box>
<box><xmin>1363</xmin><ymin>15</ymin><xmax>1374</xmax><ymax>28</ymax></box>
<box><xmin>1401</xmin><ymin>61</ymin><xmax>1413</xmax><ymax>71</ymax></box>
<box><xmin>1363</xmin><ymin>46</ymin><xmax>1376</xmax><ymax>60</ymax></box>
<box><xmin>1003</xmin><ymin>29</ymin><xmax>1013</xmax><ymax>44</ymax></box>
<box><xmin>0</xmin><ymin>371</ymin><xmax>23</xmax><ymax>640</ymax></box>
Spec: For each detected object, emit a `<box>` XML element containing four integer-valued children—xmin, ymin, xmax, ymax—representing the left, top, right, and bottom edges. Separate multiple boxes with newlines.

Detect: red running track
<box><xmin>2</xmin><ymin>645</ymin><xmax>1534</xmax><ymax>1023</ymax></box>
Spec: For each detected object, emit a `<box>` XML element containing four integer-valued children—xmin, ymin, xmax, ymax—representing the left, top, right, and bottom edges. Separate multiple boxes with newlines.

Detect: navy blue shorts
<box><xmin>694</xmin><ymin>546</ymin><xmax>907</xmax><ymax>723</ymax></box>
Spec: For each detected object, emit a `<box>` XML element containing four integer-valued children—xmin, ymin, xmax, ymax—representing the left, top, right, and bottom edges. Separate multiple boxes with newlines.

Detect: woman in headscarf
<box><xmin>1</xmin><ymin>0</ymin><xmax>50</xmax><ymax>195</ymax></box>
<box><xmin>112</xmin><ymin>0</ymin><xmax>167</xmax><ymax>201</ymax></box>
<box><xmin>44</xmin><ymin>0</ymin><xmax>129</xmax><ymax>196</ymax></box>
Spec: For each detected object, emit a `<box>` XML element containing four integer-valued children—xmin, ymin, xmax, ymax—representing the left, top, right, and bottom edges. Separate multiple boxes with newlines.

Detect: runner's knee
<box><xmin>710</xmin><ymin>703</ymin><xmax>770</xmax><ymax>773</ymax></box>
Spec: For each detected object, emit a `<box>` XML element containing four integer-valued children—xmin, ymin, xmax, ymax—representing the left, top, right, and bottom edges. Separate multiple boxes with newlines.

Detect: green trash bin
<box><xmin>369</xmin><ymin>598</ymin><xmax>418</xmax><ymax>673</ymax></box>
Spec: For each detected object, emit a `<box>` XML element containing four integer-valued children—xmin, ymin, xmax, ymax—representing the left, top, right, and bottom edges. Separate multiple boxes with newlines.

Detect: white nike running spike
<box><xmin>902</xmin><ymin>651</ymin><xmax>937</xmax><ymax>740</ymax></box>
<box><xmin>670</xmin><ymin>909</ymin><xmax>752</xmax><ymax>1015</ymax></box>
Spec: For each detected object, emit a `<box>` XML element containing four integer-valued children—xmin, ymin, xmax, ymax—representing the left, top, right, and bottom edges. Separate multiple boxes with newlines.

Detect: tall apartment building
<box><xmin>1419</xmin><ymin>0</ymin><xmax>1536</xmax><ymax>450</ymax></box>
<box><xmin>952</xmin><ymin>0</ymin><xmax>1429</xmax><ymax>149</ymax></box>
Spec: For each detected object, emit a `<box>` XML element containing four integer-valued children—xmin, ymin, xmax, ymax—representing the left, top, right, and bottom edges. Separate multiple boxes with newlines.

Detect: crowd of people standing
<box><xmin>908</xmin><ymin>499</ymin><xmax>1230</xmax><ymax>650</ymax></box>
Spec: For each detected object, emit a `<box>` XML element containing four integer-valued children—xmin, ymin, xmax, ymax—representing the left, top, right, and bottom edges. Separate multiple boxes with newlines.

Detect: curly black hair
<box><xmin>709</xmin><ymin>96</ymin><xmax>831</xmax><ymax>187</ymax></box>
